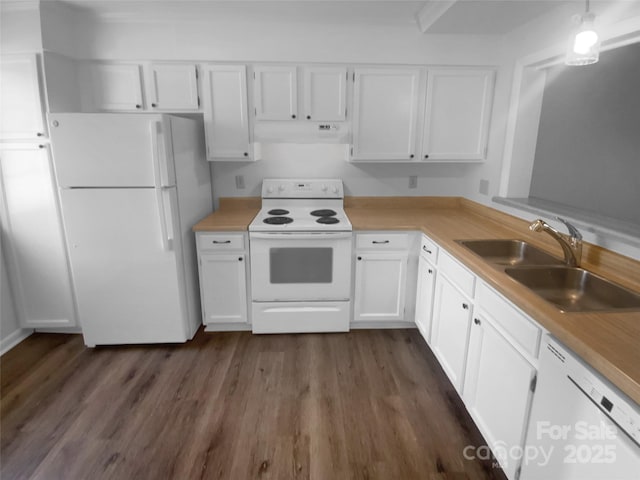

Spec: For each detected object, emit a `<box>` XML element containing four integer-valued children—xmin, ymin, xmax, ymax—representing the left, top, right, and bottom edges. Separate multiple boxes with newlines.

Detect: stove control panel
<box><xmin>262</xmin><ymin>179</ymin><xmax>344</xmax><ymax>199</ymax></box>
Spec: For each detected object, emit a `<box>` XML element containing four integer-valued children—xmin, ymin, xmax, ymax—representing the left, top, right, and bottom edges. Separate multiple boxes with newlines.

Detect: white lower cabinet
<box><xmin>414</xmin><ymin>254</ymin><xmax>436</xmax><ymax>342</ymax></box>
<box><xmin>354</xmin><ymin>252</ymin><xmax>408</xmax><ymax>322</ymax></box>
<box><xmin>430</xmin><ymin>274</ymin><xmax>473</xmax><ymax>392</ymax></box>
<box><xmin>353</xmin><ymin>233</ymin><xmax>410</xmax><ymax>323</ymax></box>
<box><xmin>463</xmin><ymin>311</ymin><xmax>537</xmax><ymax>480</ymax></box>
<box><xmin>196</xmin><ymin>233</ymin><xmax>249</xmax><ymax>329</ymax></box>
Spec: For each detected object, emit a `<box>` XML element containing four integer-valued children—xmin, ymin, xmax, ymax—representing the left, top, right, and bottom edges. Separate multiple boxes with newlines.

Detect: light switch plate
<box><xmin>235</xmin><ymin>175</ymin><xmax>245</xmax><ymax>189</ymax></box>
<box><xmin>409</xmin><ymin>176</ymin><xmax>418</xmax><ymax>189</ymax></box>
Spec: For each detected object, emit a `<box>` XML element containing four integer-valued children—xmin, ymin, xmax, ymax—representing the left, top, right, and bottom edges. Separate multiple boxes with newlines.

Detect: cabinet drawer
<box><xmin>356</xmin><ymin>233</ymin><xmax>409</xmax><ymax>251</ymax></box>
<box><xmin>420</xmin><ymin>234</ymin><xmax>439</xmax><ymax>264</ymax></box>
<box><xmin>438</xmin><ymin>250</ymin><xmax>475</xmax><ymax>298</ymax></box>
<box><xmin>477</xmin><ymin>282</ymin><xmax>541</xmax><ymax>358</ymax></box>
<box><xmin>197</xmin><ymin>233</ymin><xmax>245</xmax><ymax>251</ymax></box>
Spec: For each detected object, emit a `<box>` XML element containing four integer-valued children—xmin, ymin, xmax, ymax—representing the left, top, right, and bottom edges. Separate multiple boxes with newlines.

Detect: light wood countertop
<box><xmin>193</xmin><ymin>196</ymin><xmax>640</xmax><ymax>404</ymax></box>
<box><xmin>192</xmin><ymin>197</ymin><xmax>260</xmax><ymax>232</ymax></box>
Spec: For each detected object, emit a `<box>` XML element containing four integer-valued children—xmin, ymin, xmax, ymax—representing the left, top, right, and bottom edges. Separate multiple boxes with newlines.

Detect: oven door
<box><xmin>249</xmin><ymin>232</ymin><xmax>352</xmax><ymax>302</ymax></box>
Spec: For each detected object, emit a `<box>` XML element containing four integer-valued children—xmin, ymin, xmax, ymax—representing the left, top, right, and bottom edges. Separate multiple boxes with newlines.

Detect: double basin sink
<box><xmin>457</xmin><ymin>239</ymin><xmax>640</xmax><ymax>313</ymax></box>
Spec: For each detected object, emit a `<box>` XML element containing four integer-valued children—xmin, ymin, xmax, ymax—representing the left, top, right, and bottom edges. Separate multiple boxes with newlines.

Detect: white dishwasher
<box><xmin>520</xmin><ymin>335</ymin><xmax>640</xmax><ymax>480</ymax></box>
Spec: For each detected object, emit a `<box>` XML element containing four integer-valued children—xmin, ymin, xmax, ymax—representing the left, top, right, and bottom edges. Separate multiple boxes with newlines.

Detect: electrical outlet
<box><xmin>479</xmin><ymin>179</ymin><xmax>489</xmax><ymax>195</ymax></box>
<box><xmin>409</xmin><ymin>176</ymin><xmax>418</xmax><ymax>189</ymax></box>
<box><xmin>235</xmin><ymin>175</ymin><xmax>245</xmax><ymax>190</ymax></box>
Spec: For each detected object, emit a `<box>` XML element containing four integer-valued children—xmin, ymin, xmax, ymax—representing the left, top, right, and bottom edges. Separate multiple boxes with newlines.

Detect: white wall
<box><xmin>486</xmin><ymin>1</ymin><xmax>640</xmax><ymax>261</ymax></box>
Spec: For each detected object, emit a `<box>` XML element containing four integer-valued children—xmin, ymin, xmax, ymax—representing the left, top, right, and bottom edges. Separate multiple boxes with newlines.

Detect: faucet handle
<box><xmin>555</xmin><ymin>217</ymin><xmax>582</xmax><ymax>240</ymax></box>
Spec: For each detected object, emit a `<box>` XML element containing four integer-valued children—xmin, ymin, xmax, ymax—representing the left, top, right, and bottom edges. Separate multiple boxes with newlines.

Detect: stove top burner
<box><xmin>267</xmin><ymin>209</ymin><xmax>290</xmax><ymax>216</ymax></box>
<box><xmin>316</xmin><ymin>217</ymin><xmax>340</xmax><ymax>225</ymax></box>
<box><xmin>310</xmin><ymin>209</ymin><xmax>337</xmax><ymax>217</ymax></box>
<box><xmin>263</xmin><ymin>216</ymin><xmax>293</xmax><ymax>225</ymax></box>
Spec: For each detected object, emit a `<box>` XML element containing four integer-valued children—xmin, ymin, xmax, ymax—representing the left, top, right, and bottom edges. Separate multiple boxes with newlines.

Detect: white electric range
<box><xmin>248</xmin><ymin>179</ymin><xmax>353</xmax><ymax>334</ymax></box>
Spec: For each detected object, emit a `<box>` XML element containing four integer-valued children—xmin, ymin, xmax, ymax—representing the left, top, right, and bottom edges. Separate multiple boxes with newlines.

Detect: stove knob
<box><xmin>278</xmin><ymin>184</ymin><xmax>286</xmax><ymax>192</ymax></box>
<box><xmin>321</xmin><ymin>184</ymin><xmax>328</xmax><ymax>192</ymax></box>
<box><xmin>267</xmin><ymin>186</ymin><xmax>274</xmax><ymax>194</ymax></box>
<box><xmin>332</xmin><ymin>186</ymin><xmax>339</xmax><ymax>194</ymax></box>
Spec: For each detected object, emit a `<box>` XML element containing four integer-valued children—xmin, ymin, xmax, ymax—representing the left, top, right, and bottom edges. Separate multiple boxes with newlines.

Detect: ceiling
<box><xmin>49</xmin><ymin>0</ymin><xmax>616</xmax><ymax>34</ymax></box>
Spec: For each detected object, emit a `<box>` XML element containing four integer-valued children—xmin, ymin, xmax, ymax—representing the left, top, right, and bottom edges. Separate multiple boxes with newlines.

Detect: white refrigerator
<box><xmin>49</xmin><ymin>113</ymin><xmax>212</xmax><ymax>346</ymax></box>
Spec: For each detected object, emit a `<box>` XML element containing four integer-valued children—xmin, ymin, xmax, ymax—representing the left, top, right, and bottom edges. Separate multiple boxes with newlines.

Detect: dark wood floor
<box><xmin>1</xmin><ymin>329</ymin><xmax>506</xmax><ymax>480</ymax></box>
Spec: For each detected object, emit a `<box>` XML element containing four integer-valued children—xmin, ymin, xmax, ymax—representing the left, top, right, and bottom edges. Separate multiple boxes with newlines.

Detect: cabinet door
<box><xmin>463</xmin><ymin>313</ymin><xmax>536</xmax><ymax>480</ymax></box>
<box><xmin>430</xmin><ymin>275</ymin><xmax>473</xmax><ymax>392</ymax></box>
<box><xmin>303</xmin><ymin>66</ymin><xmax>347</xmax><ymax>121</ymax></box>
<box><xmin>253</xmin><ymin>66</ymin><xmax>297</xmax><ymax>120</ymax></box>
<box><xmin>0</xmin><ymin>55</ymin><xmax>46</xmax><ymax>139</ymax></box>
<box><xmin>0</xmin><ymin>145</ymin><xmax>76</xmax><ymax>328</ymax></box>
<box><xmin>414</xmin><ymin>256</ymin><xmax>437</xmax><ymax>344</ymax></box>
<box><xmin>421</xmin><ymin>69</ymin><xmax>494</xmax><ymax>161</ymax></box>
<box><xmin>84</xmin><ymin>63</ymin><xmax>144</xmax><ymax>111</ymax></box>
<box><xmin>199</xmin><ymin>253</ymin><xmax>248</xmax><ymax>324</ymax></box>
<box><xmin>202</xmin><ymin>65</ymin><xmax>252</xmax><ymax>160</ymax></box>
<box><xmin>351</xmin><ymin>68</ymin><xmax>421</xmax><ymax>161</ymax></box>
<box><xmin>354</xmin><ymin>252</ymin><xmax>408</xmax><ymax>322</ymax></box>
<box><xmin>148</xmin><ymin>63</ymin><xmax>199</xmax><ymax>111</ymax></box>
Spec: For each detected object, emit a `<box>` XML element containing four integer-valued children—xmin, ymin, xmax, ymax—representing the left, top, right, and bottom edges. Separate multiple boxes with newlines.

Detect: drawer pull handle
<box><xmin>422</xmin><ymin>246</ymin><xmax>432</xmax><ymax>253</ymax></box>
<box><xmin>428</xmin><ymin>269</ymin><xmax>433</xmax><ymax>274</ymax></box>
<box><xmin>238</xmin><ymin>257</ymin><xmax>243</xmax><ymax>261</ymax></box>
<box><xmin>462</xmin><ymin>303</ymin><xmax>469</xmax><ymax>310</ymax></box>
<box><xmin>474</xmin><ymin>318</ymin><xmax>481</xmax><ymax>325</ymax></box>
<box><xmin>372</xmin><ymin>240</ymin><xmax>390</xmax><ymax>244</ymax></box>
<box><xmin>357</xmin><ymin>256</ymin><xmax>362</xmax><ymax>261</ymax></box>
<box><xmin>212</xmin><ymin>240</ymin><xmax>231</xmax><ymax>244</ymax></box>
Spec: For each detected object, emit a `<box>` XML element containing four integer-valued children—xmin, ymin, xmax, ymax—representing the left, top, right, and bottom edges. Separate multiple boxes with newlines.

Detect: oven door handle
<box><xmin>249</xmin><ymin>232</ymin><xmax>353</xmax><ymax>240</ymax></box>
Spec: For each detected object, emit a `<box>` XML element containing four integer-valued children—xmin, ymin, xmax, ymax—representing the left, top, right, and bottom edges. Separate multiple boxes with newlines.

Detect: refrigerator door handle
<box><xmin>156</xmin><ymin>186</ymin><xmax>174</xmax><ymax>251</ymax></box>
<box><xmin>150</xmin><ymin>121</ymin><xmax>172</xmax><ymax>188</ymax></box>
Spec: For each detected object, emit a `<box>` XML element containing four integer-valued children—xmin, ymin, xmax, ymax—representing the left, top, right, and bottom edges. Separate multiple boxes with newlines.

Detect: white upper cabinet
<box><xmin>147</xmin><ymin>63</ymin><xmax>199</xmax><ymax>111</ymax></box>
<box><xmin>202</xmin><ymin>64</ymin><xmax>253</xmax><ymax>161</ymax></box>
<box><xmin>81</xmin><ymin>63</ymin><xmax>144</xmax><ymax>111</ymax></box>
<box><xmin>303</xmin><ymin>66</ymin><xmax>347</xmax><ymax>122</ymax></box>
<box><xmin>421</xmin><ymin>69</ymin><xmax>494</xmax><ymax>161</ymax></box>
<box><xmin>253</xmin><ymin>65</ymin><xmax>298</xmax><ymax>120</ymax></box>
<box><xmin>0</xmin><ymin>55</ymin><xmax>46</xmax><ymax>139</ymax></box>
<box><xmin>351</xmin><ymin>67</ymin><xmax>422</xmax><ymax>161</ymax></box>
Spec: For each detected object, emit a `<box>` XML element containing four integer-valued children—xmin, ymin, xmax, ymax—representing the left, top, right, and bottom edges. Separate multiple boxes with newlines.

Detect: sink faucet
<box><xmin>529</xmin><ymin>217</ymin><xmax>583</xmax><ymax>267</ymax></box>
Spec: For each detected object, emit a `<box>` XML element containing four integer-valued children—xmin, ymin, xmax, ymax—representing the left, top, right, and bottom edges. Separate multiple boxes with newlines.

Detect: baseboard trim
<box><xmin>0</xmin><ymin>328</ymin><xmax>34</xmax><ymax>356</ymax></box>
<box><xmin>350</xmin><ymin>321</ymin><xmax>417</xmax><ymax>330</ymax></box>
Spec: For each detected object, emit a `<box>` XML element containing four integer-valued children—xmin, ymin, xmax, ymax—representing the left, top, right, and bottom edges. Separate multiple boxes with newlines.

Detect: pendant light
<box><xmin>565</xmin><ymin>0</ymin><xmax>600</xmax><ymax>65</ymax></box>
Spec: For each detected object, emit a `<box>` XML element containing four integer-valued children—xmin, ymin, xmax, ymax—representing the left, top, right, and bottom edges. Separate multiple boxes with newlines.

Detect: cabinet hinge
<box><xmin>350</xmin><ymin>146</ymin><xmax>353</xmax><ymax>157</ymax></box>
<box><xmin>352</xmin><ymin>72</ymin><xmax>355</xmax><ymax>82</ymax></box>
<box><xmin>195</xmin><ymin>68</ymin><xmax>198</xmax><ymax>79</ymax></box>
<box><xmin>197</xmin><ymin>96</ymin><xmax>200</xmax><ymax>107</ymax></box>
<box><xmin>530</xmin><ymin>374</ymin><xmax>537</xmax><ymax>393</ymax></box>
<box><xmin>253</xmin><ymin>72</ymin><xmax>256</xmax><ymax>79</ymax></box>
<box><xmin>515</xmin><ymin>465</ymin><xmax>522</xmax><ymax>480</ymax></box>
<box><xmin>254</xmin><ymin>107</ymin><xmax>257</xmax><ymax>116</ymax></box>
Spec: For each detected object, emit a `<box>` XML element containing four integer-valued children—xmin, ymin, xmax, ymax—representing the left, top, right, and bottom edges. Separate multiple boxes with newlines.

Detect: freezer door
<box><xmin>49</xmin><ymin>113</ymin><xmax>176</xmax><ymax>187</ymax></box>
<box><xmin>60</xmin><ymin>187</ymin><xmax>190</xmax><ymax>345</ymax></box>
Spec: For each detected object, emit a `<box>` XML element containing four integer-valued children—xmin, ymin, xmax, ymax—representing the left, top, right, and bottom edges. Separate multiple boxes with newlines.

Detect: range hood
<box><xmin>253</xmin><ymin>121</ymin><xmax>350</xmax><ymax>144</ymax></box>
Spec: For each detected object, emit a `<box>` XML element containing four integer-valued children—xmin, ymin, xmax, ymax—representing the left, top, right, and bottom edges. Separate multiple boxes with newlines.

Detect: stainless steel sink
<box><xmin>504</xmin><ymin>266</ymin><xmax>640</xmax><ymax>313</ymax></box>
<box><xmin>457</xmin><ymin>239</ymin><xmax>564</xmax><ymax>267</ymax></box>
